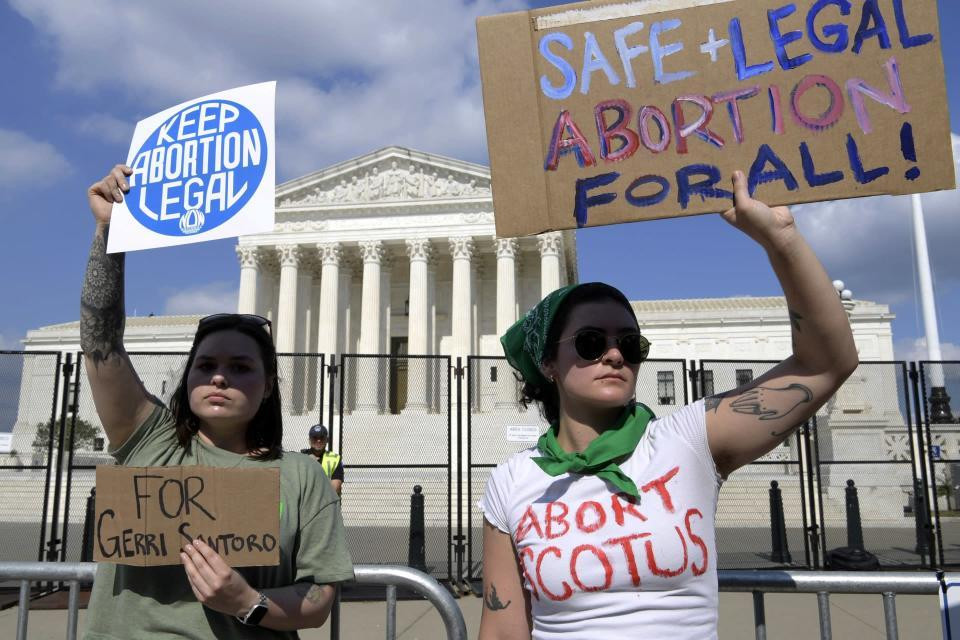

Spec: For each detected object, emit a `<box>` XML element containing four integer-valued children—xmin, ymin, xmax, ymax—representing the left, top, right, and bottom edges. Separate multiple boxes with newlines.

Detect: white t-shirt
<box><xmin>479</xmin><ymin>400</ymin><xmax>723</xmax><ymax>639</ymax></box>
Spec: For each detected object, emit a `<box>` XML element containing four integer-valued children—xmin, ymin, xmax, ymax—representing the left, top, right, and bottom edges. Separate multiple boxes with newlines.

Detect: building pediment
<box><xmin>277</xmin><ymin>146</ymin><xmax>491</xmax><ymax>208</ymax></box>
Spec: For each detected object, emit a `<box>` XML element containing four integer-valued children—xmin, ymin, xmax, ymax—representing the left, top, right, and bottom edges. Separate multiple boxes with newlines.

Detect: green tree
<box><xmin>32</xmin><ymin>417</ymin><xmax>100</xmax><ymax>456</ymax></box>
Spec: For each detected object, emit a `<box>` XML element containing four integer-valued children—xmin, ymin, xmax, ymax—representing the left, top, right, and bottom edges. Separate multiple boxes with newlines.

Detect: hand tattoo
<box><xmin>484</xmin><ymin>584</ymin><xmax>511</xmax><ymax>611</ymax></box>
<box><xmin>80</xmin><ymin>226</ymin><xmax>126</xmax><ymax>367</ymax></box>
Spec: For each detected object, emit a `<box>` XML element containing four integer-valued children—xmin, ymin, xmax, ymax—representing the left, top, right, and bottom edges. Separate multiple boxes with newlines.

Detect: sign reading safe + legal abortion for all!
<box><xmin>476</xmin><ymin>0</ymin><xmax>955</xmax><ymax>237</ymax></box>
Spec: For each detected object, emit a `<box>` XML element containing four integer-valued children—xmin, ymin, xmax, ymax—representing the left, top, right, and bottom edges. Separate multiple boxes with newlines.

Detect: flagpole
<box><xmin>911</xmin><ymin>193</ymin><xmax>953</xmax><ymax>422</ymax></box>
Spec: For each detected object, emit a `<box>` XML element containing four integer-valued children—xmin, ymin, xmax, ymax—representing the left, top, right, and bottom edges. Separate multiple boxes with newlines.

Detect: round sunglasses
<box><xmin>556</xmin><ymin>329</ymin><xmax>650</xmax><ymax>364</ymax></box>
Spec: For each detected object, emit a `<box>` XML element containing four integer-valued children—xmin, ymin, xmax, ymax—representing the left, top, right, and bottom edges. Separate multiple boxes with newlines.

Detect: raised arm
<box><xmin>81</xmin><ymin>164</ymin><xmax>157</xmax><ymax>448</ymax></box>
<box><xmin>705</xmin><ymin>171</ymin><xmax>858</xmax><ymax>478</ymax></box>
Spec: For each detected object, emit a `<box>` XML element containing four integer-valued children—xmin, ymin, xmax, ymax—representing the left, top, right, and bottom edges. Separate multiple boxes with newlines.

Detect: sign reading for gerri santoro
<box><xmin>107</xmin><ymin>81</ymin><xmax>276</xmax><ymax>253</ymax></box>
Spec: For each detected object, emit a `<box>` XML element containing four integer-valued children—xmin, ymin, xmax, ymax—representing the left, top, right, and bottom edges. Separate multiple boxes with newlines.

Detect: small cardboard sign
<box><xmin>107</xmin><ymin>81</ymin><xmax>276</xmax><ymax>253</ymax></box>
<box><xmin>476</xmin><ymin>0</ymin><xmax>955</xmax><ymax>237</ymax></box>
<box><xmin>94</xmin><ymin>465</ymin><xmax>280</xmax><ymax>567</ymax></box>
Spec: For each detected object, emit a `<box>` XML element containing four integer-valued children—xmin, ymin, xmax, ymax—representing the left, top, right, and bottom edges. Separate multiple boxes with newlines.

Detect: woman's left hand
<box><xmin>181</xmin><ymin>539</ymin><xmax>260</xmax><ymax>617</ymax></box>
<box><xmin>720</xmin><ymin>170</ymin><xmax>797</xmax><ymax>252</ymax></box>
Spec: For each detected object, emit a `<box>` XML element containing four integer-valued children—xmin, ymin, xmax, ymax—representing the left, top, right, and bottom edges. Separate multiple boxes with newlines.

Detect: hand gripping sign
<box><xmin>107</xmin><ymin>82</ymin><xmax>276</xmax><ymax>253</ymax></box>
<box><xmin>476</xmin><ymin>0</ymin><xmax>955</xmax><ymax>237</ymax></box>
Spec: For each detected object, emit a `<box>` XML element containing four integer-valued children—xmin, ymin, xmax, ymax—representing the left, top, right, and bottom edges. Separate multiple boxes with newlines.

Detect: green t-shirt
<box><xmin>83</xmin><ymin>404</ymin><xmax>354</xmax><ymax>640</ymax></box>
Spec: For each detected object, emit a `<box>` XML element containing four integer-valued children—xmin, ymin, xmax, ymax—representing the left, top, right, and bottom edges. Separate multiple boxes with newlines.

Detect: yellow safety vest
<box><xmin>320</xmin><ymin>452</ymin><xmax>341</xmax><ymax>478</ymax></box>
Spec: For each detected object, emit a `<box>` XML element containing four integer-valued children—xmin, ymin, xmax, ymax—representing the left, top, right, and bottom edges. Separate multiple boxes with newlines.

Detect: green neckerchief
<box><xmin>532</xmin><ymin>403</ymin><xmax>655</xmax><ymax>498</ymax></box>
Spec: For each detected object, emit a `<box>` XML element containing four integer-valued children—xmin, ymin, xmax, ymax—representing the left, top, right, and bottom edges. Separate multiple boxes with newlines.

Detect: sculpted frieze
<box><xmin>279</xmin><ymin>161</ymin><xmax>491</xmax><ymax>207</ymax></box>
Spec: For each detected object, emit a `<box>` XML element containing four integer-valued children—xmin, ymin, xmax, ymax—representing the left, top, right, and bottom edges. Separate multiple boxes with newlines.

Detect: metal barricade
<box><xmin>0</xmin><ymin>561</ymin><xmax>94</xmax><ymax>640</ymax></box>
<box><xmin>720</xmin><ymin>570</ymin><xmax>941</xmax><ymax>640</ymax></box>
<box><xmin>0</xmin><ymin>562</ymin><xmax>466</xmax><ymax>640</ymax></box>
<box><xmin>330</xmin><ymin>565</ymin><xmax>467</xmax><ymax>640</ymax></box>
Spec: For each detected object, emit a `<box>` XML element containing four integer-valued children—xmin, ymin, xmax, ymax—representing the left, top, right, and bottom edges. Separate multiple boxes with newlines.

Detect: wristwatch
<box><xmin>237</xmin><ymin>592</ymin><xmax>268</xmax><ymax>626</ymax></box>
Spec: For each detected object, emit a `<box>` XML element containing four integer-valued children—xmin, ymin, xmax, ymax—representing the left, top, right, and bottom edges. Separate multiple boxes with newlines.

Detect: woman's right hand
<box><xmin>87</xmin><ymin>164</ymin><xmax>132</xmax><ymax>226</ymax></box>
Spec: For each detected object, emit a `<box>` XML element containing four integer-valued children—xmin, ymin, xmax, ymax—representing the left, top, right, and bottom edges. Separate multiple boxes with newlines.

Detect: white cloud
<box><xmin>72</xmin><ymin>113</ymin><xmax>134</xmax><ymax>145</ymax></box>
<box><xmin>0</xmin><ymin>334</ymin><xmax>20</xmax><ymax>350</ymax></box>
<box><xmin>162</xmin><ymin>281</ymin><xmax>237</xmax><ymax>316</ymax></box>
<box><xmin>0</xmin><ymin>128</ymin><xmax>71</xmax><ymax>190</ymax></box>
<box><xmin>894</xmin><ymin>337</ymin><xmax>960</xmax><ymax>363</ymax></box>
<box><xmin>794</xmin><ymin>133</ymin><xmax>960</xmax><ymax>307</ymax></box>
<box><xmin>10</xmin><ymin>0</ymin><xmax>526</xmax><ymax>179</ymax></box>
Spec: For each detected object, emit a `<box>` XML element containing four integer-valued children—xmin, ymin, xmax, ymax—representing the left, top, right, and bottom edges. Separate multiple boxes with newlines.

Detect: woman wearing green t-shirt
<box><xmin>79</xmin><ymin>164</ymin><xmax>354</xmax><ymax>639</ymax></box>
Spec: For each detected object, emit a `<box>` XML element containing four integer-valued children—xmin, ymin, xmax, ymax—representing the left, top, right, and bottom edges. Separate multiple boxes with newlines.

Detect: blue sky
<box><xmin>0</xmin><ymin>0</ymin><xmax>957</xmax><ymax>361</ymax></box>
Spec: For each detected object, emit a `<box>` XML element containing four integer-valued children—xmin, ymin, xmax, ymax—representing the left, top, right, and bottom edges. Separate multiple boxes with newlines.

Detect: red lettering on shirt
<box><xmin>575</xmin><ymin>501</ymin><xmax>607</xmax><ymax>533</ymax></box>
<box><xmin>644</xmin><ymin>525</ymin><xmax>689</xmax><ymax>578</ymax></box>
<box><xmin>518</xmin><ymin>546</ymin><xmax>540</xmax><ymax>601</ymax></box>
<box><xmin>536</xmin><ymin>546</ymin><xmax>573</xmax><ymax>601</ymax></box>
<box><xmin>685</xmin><ymin>508</ymin><xmax>709</xmax><ymax>576</ymax></box>
<box><xmin>610</xmin><ymin>492</ymin><xmax>647</xmax><ymax>526</ymax></box>
<box><xmin>641</xmin><ymin>466</ymin><xmax>680</xmax><ymax>513</ymax></box>
<box><xmin>516</xmin><ymin>505</ymin><xmax>544</xmax><ymax>542</ymax></box>
<box><xmin>569</xmin><ymin>544</ymin><xmax>613</xmax><ymax>592</ymax></box>
<box><xmin>545</xmin><ymin>501</ymin><xmax>570</xmax><ymax>540</ymax></box>
<box><xmin>603</xmin><ymin>532</ymin><xmax>651</xmax><ymax>587</ymax></box>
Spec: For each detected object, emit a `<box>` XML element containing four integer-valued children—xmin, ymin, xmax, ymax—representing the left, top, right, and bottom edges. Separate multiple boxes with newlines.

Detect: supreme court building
<box><xmin>6</xmin><ymin>146</ymin><xmax>922</xmax><ymax>534</ymax></box>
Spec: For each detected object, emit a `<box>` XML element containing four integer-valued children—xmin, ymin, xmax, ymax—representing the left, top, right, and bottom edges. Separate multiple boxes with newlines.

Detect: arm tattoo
<box><xmin>484</xmin><ymin>584</ymin><xmax>511</xmax><ymax>611</ymax></box>
<box><xmin>294</xmin><ymin>582</ymin><xmax>328</xmax><ymax>605</ymax></box>
<box><xmin>80</xmin><ymin>226</ymin><xmax>126</xmax><ymax>367</ymax></box>
<box><xmin>789</xmin><ymin>309</ymin><xmax>803</xmax><ymax>333</ymax></box>
<box><xmin>705</xmin><ymin>390</ymin><xmax>734</xmax><ymax>414</ymax></box>
<box><xmin>728</xmin><ymin>383</ymin><xmax>813</xmax><ymax>436</ymax></box>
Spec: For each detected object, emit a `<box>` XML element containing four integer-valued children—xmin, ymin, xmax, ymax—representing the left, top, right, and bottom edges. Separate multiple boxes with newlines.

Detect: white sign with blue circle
<box><xmin>107</xmin><ymin>81</ymin><xmax>276</xmax><ymax>253</ymax></box>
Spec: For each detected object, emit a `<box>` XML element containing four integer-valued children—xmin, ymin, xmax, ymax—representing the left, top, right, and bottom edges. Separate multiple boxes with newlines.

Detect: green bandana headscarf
<box><xmin>500</xmin><ymin>282</ymin><xmax>650</xmax><ymax>386</ymax></box>
<box><xmin>533</xmin><ymin>402</ymin><xmax>655</xmax><ymax>498</ymax></box>
<box><xmin>500</xmin><ymin>284</ymin><xmax>578</xmax><ymax>387</ymax></box>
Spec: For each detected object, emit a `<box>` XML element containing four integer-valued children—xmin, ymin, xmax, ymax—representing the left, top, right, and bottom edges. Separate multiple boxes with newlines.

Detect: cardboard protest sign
<box><xmin>107</xmin><ymin>81</ymin><xmax>276</xmax><ymax>253</ymax></box>
<box><xmin>477</xmin><ymin>0</ymin><xmax>955</xmax><ymax>237</ymax></box>
<box><xmin>94</xmin><ymin>465</ymin><xmax>280</xmax><ymax>567</ymax></box>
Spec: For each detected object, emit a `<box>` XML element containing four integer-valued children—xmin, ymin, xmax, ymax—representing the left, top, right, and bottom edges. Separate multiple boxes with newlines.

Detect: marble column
<box><xmin>275</xmin><ymin>244</ymin><xmax>300</xmax><ymax>354</ymax></box>
<box><xmin>495</xmin><ymin>238</ymin><xmax>519</xmax><ymax>409</ymax></box>
<box><xmin>495</xmin><ymin>238</ymin><xmax>518</xmax><ymax>335</ymax></box>
<box><xmin>449</xmin><ymin>236</ymin><xmax>474</xmax><ymax>357</ymax></box>
<box><xmin>275</xmin><ymin>244</ymin><xmax>300</xmax><ymax>412</ymax></box>
<box><xmin>316</xmin><ymin>243</ymin><xmax>341</xmax><ymax>357</ymax></box>
<box><xmin>294</xmin><ymin>268</ymin><xmax>314</xmax><ymax>413</ymax></box>
<box><xmin>405</xmin><ymin>238</ymin><xmax>432</xmax><ymax>412</ymax></box>
<box><xmin>356</xmin><ymin>240</ymin><xmax>384</xmax><ymax>412</ymax></box>
<box><xmin>538</xmin><ymin>232</ymin><xmax>563</xmax><ymax>298</ymax></box>
<box><xmin>236</xmin><ymin>246</ymin><xmax>259</xmax><ymax>314</ymax></box>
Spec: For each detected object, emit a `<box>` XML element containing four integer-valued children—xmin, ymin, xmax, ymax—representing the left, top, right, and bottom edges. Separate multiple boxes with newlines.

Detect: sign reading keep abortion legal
<box><xmin>476</xmin><ymin>0</ymin><xmax>955</xmax><ymax>237</ymax></box>
<box><xmin>107</xmin><ymin>81</ymin><xmax>276</xmax><ymax>253</ymax></box>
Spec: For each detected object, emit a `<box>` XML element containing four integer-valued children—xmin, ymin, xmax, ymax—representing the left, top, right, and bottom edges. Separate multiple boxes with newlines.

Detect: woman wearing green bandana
<box><xmin>478</xmin><ymin>172</ymin><xmax>858</xmax><ymax>640</ymax></box>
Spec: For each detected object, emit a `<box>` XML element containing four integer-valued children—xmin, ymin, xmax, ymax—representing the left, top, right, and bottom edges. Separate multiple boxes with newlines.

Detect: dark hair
<box><xmin>519</xmin><ymin>283</ymin><xmax>637</xmax><ymax>424</ymax></box>
<box><xmin>169</xmin><ymin>316</ymin><xmax>283</xmax><ymax>460</ymax></box>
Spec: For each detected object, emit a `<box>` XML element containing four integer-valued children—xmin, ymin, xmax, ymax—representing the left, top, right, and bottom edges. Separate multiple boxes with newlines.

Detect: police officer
<box><xmin>301</xmin><ymin>425</ymin><xmax>343</xmax><ymax>496</ymax></box>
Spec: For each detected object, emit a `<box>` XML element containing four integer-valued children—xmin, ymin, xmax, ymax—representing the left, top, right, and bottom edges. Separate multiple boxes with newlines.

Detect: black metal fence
<box><xmin>918</xmin><ymin>361</ymin><xmax>960</xmax><ymax>567</ymax></box>
<box><xmin>2</xmin><ymin>351</ymin><xmax>959</xmax><ymax>588</ymax></box>
<box><xmin>337</xmin><ymin>354</ymin><xmax>453</xmax><ymax>582</ymax></box>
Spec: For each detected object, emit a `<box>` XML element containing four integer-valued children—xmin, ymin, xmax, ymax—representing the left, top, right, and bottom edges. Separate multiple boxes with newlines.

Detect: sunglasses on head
<box><xmin>557</xmin><ymin>329</ymin><xmax>650</xmax><ymax>364</ymax></box>
<box><xmin>198</xmin><ymin>313</ymin><xmax>272</xmax><ymax>336</ymax></box>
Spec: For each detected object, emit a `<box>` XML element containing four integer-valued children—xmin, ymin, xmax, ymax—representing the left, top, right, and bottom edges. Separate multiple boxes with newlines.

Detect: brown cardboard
<box><xmin>94</xmin><ymin>465</ymin><xmax>280</xmax><ymax>567</ymax></box>
<box><xmin>477</xmin><ymin>0</ymin><xmax>955</xmax><ymax>237</ymax></box>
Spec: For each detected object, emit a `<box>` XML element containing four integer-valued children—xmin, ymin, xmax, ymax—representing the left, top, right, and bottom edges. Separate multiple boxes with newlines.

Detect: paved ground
<box><xmin>0</xmin><ymin>590</ymin><xmax>945</xmax><ymax>639</ymax></box>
